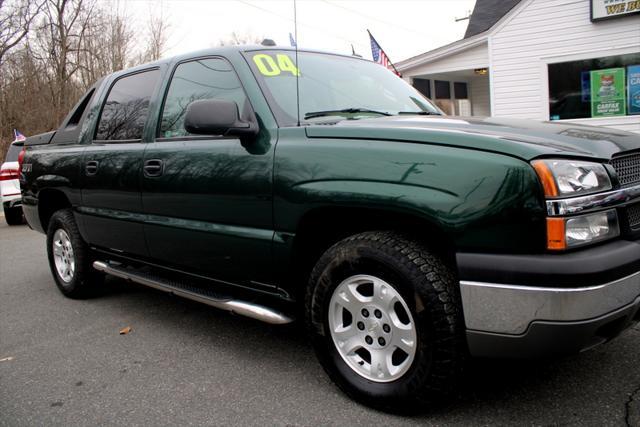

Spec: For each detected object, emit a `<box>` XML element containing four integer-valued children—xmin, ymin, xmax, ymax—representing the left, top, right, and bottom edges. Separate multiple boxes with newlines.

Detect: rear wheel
<box><xmin>4</xmin><ymin>206</ymin><xmax>23</xmax><ymax>225</ymax></box>
<box><xmin>306</xmin><ymin>231</ymin><xmax>465</xmax><ymax>412</ymax></box>
<box><xmin>47</xmin><ymin>209</ymin><xmax>102</xmax><ymax>298</ymax></box>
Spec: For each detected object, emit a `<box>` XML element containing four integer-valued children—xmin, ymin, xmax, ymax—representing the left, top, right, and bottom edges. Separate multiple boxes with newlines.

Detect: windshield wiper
<box><xmin>304</xmin><ymin>108</ymin><xmax>392</xmax><ymax>120</ymax></box>
<box><xmin>398</xmin><ymin>111</ymin><xmax>442</xmax><ymax>116</ymax></box>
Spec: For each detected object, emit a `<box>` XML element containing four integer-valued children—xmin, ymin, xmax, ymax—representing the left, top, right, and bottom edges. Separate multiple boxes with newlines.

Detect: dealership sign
<box><xmin>591</xmin><ymin>0</ymin><xmax>640</xmax><ymax>21</ymax></box>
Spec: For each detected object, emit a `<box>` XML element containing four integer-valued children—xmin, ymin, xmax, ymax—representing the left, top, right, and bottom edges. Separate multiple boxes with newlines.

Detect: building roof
<box><xmin>464</xmin><ymin>0</ymin><xmax>522</xmax><ymax>38</ymax></box>
<box><xmin>397</xmin><ymin>0</ymin><xmax>527</xmax><ymax>71</ymax></box>
<box><xmin>396</xmin><ymin>33</ymin><xmax>487</xmax><ymax>71</ymax></box>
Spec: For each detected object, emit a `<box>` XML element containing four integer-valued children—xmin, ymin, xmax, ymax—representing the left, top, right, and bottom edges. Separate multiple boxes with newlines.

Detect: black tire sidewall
<box><xmin>46</xmin><ymin>209</ymin><xmax>94</xmax><ymax>298</ymax></box>
<box><xmin>307</xmin><ymin>234</ymin><xmax>460</xmax><ymax>409</ymax></box>
<box><xmin>4</xmin><ymin>206</ymin><xmax>23</xmax><ymax>225</ymax></box>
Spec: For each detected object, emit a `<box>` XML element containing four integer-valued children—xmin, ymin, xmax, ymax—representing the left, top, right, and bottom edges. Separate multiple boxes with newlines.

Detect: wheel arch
<box><xmin>287</xmin><ymin>206</ymin><xmax>457</xmax><ymax>300</ymax></box>
<box><xmin>38</xmin><ymin>188</ymin><xmax>73</xmax><ymax>233</ymax></box>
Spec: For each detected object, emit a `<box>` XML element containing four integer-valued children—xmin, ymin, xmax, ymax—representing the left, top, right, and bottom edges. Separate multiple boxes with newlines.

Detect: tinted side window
<box><xmin>160</xmin><ymin>58</ymin><xmax>247</xmax><ymax>138</ymax></box>
<box><xmin>65</xmin><ymin>88</ymin><xmax>95</xmax><ymax>128</ymax></box>
<box><xmin>95</xmin><ymin>69</ymin><xmax>160</xmax><ymax>141</ymax></box>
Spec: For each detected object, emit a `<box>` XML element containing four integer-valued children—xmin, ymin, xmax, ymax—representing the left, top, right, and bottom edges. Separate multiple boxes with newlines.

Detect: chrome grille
<box><xmin>627</xmin><ymin>204</ymin><xmax>640</xmax><ymax>230</ymax></box>
<box><xmin>611</xmin><ymin>153</ymin><xmax>640</xmax><ymax>186</ymax></box>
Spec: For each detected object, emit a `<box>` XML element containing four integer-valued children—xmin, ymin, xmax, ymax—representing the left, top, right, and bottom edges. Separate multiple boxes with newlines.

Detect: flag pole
<box><xmin>366</xmin><ymin>29</ymin><xmax>401</xmax><ymax>77</ymax></box>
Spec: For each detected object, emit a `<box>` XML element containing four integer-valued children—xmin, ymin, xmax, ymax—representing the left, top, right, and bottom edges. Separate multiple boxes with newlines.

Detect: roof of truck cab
<box><xmin>109</xmin><ymin>45</ymin><xmax>370</xmax><ymax>78</ymax></box>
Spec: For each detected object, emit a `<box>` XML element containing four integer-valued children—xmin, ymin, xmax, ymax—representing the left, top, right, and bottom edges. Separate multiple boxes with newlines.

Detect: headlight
<box><xmin>532</xmin><ymin>159</ymin><xmax>611</xmax><ymax>198</ymax></box>
<box><xmin>547</xmin><ymin>209</ymin><xmax>619</xmax><ymax>250</ymax></box>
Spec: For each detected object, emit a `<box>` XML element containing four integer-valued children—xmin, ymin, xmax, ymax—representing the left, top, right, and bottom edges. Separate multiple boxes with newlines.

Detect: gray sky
<box><xmin>127</xmin><ymin>0</ymin><xmax>476</xmax><ymax>62</ymax></box>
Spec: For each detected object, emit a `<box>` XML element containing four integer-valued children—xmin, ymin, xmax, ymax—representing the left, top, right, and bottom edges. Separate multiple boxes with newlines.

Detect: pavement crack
<box><xmin>625</xmin><ymin>384</ymin><xmax>640</xmax><ymax>427</ymax></box>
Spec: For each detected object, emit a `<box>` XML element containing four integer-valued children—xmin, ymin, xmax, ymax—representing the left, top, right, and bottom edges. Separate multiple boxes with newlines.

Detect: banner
<box><xmin>590</xmin><ymin>68</ymin><xmax>626</xmax><ymax>117</ymax></box>
<box><xmin>591</xmin><ymin>0</ymin><xmax>640</xmax><ymax>21</ymax></box>
<box><xmin>628</xmin><ymin>65</ymin><xmax>640</xmax><ymax>115</ymax></box>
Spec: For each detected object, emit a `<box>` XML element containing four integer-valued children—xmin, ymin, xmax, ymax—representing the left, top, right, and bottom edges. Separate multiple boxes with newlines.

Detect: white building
<box><xmin>397</xmin><ymin>0</ymin><xmax>640</xmax><ymax>133</ymax></box>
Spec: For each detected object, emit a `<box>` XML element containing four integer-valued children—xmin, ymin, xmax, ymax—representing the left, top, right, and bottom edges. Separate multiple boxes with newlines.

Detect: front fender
<box><xmin>274</xmin><ymin>131</ymin><xmax>546</xmax><ymax>253</ymax></box>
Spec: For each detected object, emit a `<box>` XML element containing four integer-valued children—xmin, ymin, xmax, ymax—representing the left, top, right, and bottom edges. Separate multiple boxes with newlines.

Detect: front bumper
<box><xmin>457</xmin><ymin>240</ymin><xmax>640</xmax><ymax>358</ymax></box>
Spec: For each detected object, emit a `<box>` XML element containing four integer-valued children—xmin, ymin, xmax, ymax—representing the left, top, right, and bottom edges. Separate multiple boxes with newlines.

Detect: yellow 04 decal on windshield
<box><xmin>253</xmin><ymin>54</ymin><xmax>300</xmax><ymax>77</ymax></box>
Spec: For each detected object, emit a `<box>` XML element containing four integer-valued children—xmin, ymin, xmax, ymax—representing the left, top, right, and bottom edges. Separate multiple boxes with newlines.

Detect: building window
<box><xmin>434</xmin><ymin>80</ymin><xmax>453</xmax><ymax>115</ymax></box>
<box><xmin>454</xmin><ymin>82</ymin><xmax>468</xmax><ymax>99</ymax></box>
<box><xmin>548</xmin><ymin>52</ymin><xmax>640</xmax><ymax>120</ymax></box>
<box><xmin>412</xmin><ymin>78</ymin><xmax>431</xmax><ymax>99</ymax></box>
<box><xmin>434</xmin><ymin>80</ymin><xmax>451</xmax><ymax>99</ymax></box>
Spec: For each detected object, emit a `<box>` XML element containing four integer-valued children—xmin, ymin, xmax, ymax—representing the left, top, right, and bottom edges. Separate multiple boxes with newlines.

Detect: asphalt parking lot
<box><xmin>1</xmin><ymin>219</ymin><xmax>639</xmax><ymax>426</ymax></box>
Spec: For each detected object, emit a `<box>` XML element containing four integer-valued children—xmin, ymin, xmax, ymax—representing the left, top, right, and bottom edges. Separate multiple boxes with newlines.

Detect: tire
<box><xmin>4</xmin><ymin>206</ymin><xmax>24</xmax><ymax>225</ymax></box>
<box><xmin>306</xmin><ymin>231</ymin><xmax>465</xmax><ymax>412</ymax></box>
<box><xmin>46</xmin><ymin>209</ymin><xmax>102</xmax><ymax>298</ymax></box>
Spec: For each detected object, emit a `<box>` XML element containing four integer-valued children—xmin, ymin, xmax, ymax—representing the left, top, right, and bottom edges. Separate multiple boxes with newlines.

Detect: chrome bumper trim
<box><xmin>460</xmin><ymin>270</ymin><xmax>640</xmax><ymax>335</ymax></box>
<box><xmin>546</xmin><ymin>183</ymin><xmax>640</xmax><ymax>216</ymax></box>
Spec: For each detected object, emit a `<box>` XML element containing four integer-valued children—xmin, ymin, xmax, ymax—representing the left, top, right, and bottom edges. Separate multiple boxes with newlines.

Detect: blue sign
<box><xmin>629</xmin><ymin>65</ymin><xmax>640</xmax><ymax>115</ymax></box>
<box><xmin>581</xmin><ymin>71</ymin><xmax>591</xmax><ymax>102</ymax></box>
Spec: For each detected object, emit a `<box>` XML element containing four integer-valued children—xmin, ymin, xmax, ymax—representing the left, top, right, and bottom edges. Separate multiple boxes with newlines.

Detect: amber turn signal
<box><xmin>546</xmin><ymin>217</ymin><xmax>566</xmax><ymax>250</ymax></box>
<box><xmin>532</xmin><ymin>160</ymin><xmax>558</xmax><ymax>198</ymax></box>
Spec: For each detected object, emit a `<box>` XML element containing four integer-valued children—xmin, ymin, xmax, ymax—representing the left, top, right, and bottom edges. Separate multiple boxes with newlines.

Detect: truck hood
<box><xmin>305</xmin><ymin>116</ymin><xmax>640</xmax><ymax>161</ymax></box>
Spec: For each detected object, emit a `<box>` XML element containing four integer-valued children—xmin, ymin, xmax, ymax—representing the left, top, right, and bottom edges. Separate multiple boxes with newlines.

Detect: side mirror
<box><xmin>184</xmin><ymin>99</ymin><xmax>258</xmax><ymax>138</ymax></box>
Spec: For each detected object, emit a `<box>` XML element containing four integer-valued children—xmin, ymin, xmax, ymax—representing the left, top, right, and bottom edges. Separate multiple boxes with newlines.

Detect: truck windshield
<box><xmin>244</xmin><ymin>50</ymin><xmax>441</xmax><ymax>126</ymax></box>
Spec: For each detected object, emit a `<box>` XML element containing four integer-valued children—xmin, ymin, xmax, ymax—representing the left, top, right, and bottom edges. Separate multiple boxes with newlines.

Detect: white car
<box><xmin>1</xmin><ymin>141</ymin><xmax>24</xmax><ymax>225</ymax></box>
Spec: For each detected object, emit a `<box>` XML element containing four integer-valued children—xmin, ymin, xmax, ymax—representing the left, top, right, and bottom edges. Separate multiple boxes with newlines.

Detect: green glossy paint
<box><xmin>76</xmin><ymin>206</ymin><xmax>274</xmax><ymax>239</ymax></box>
<box><xmin>273</xmin><ymin>127</ymin><xmax>547</xmax><ymax>254</ymax></box>
<box><xmin>20</xmin><ymin>46</ymin><xmax>640</xmax><ymax>299</ymax></box>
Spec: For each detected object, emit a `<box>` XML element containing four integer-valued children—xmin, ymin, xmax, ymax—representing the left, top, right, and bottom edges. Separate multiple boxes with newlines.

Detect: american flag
<box><xmin>368</xmin><ymin>31</ymin><xmax>400</xmax><ymax>76</ymax></box>
<box><xmin>13</xmin><ymin>129</ymin><xmax>26</xmax><ymax>142</ymax></box>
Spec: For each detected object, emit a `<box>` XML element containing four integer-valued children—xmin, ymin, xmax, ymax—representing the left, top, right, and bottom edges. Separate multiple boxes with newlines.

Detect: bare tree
<box><xmin>32</xmin><ymin>0</ymin><xmax>98</xmax><ymax>123</ymax></box>
<box><xmin>0</xmin><ymin>0</ymin><xmax>171</xmax><ymax>156</ymax></box>
<box><xmin>0</xmin><ymin>43</ymin><xmax>52</xmax><ymax>153</ymax></box>
<box><xmin>0</xmin><ymin>0</ymin><xmax>42</xmax><ymax>65</ymax></box>
<box><xmin>77</xmin><ymin>3</ymin><xmax>134</xmax><ymax>87</ymax></box>
<box><xmin>217</xmin><ymin>31</ymin><xmax>263</xmax><ymax>47</ymax></box>
<box><xmin>142</xmin><ymin>5</ymin><xmax>170</xmax><ymax>62</ymax></box>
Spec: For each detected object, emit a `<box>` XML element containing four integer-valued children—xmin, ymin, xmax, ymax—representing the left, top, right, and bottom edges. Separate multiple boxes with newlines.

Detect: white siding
<box><xmin>490</xmin><ymin>0</ymin><xmax>640</xmax><ymax>133</ymax></box>
<box><xmin>403</xmin><ymin>42</ymin><xmax>488</xmax><ymax>77</ymax></box>
<box><xmin>470</xmin><ymin>76</ymin><xmax>491</xmax><ymax>116</ymax></box>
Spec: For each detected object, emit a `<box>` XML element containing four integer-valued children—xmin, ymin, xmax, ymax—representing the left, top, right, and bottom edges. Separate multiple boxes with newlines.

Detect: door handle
<box><xmin>144</xmin><ymin>159</ymin><xmax>164</xmax><ymax>177</ymax></box>
<box><xmin>85</xmin><ymin>160</ymin><xmax>99</xmax><ymax>176</ymax></box>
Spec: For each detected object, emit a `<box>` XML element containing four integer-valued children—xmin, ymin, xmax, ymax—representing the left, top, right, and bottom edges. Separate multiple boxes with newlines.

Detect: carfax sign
<box><xmin>628</xmin><ymin>65</ymin><xmax>640</xmax><ymax>115</ymax></box>
<box><xmin>591</xmin><ymin>0</ymin><xmax>640</xmax><ymax>21</ymax></box>
<box><xmin>590</xmin><ymin>68</ymin><xmax>626</xmax><ymax>117</ymax></box>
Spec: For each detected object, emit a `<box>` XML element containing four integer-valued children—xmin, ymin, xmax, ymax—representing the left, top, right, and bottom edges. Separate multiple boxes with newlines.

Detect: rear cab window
<box><xmin>95</xmin><ymin>69</ymin><xmax>161</xmax><ymax>141</ymax></box>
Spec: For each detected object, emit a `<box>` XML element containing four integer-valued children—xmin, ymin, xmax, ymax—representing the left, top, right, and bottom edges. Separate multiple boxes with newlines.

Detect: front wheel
<box><xmin>306</xmin><ymin>231</ymin><xmax>465</xmax><ymax>412</ymax></box>
<box><xmin>46</xmin><ymin>209</ymin><xmax>102</xmax><ymax>298</ymax></box>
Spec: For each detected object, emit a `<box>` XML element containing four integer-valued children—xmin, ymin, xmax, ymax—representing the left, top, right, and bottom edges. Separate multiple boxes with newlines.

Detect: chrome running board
<box><xmin>93</xmin><ymin>261</ymin><xmax>293</xmax><ymax>325</ymax></box>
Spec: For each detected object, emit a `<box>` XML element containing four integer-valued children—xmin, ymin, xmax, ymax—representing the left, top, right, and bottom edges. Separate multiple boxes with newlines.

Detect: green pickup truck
<box><xmin>19</xmin><ymin>46</ymin><xmax>640</xmax><ymax>411</ymax></box>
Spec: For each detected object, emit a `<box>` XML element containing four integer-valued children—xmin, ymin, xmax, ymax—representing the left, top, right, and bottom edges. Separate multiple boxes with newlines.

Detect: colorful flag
<box><xmin>368</xmin><ymin>30</ymin><xmax>400</xmax><ymax>76</ymax></box>
<box><xmin>13</xmin><ymin>129</ymin><xmax>26</xmax><ymax>142</ymax></box>
<box><xmin>289</xmin><ymin>32</ymin><xmax>297</xmax><ymax>47</ymax></box>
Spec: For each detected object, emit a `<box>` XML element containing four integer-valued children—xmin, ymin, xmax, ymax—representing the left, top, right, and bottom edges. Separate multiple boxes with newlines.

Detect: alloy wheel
<box><xmin>328</xmin><ymin>274</ymin><xmax>417</xmax><ymax>382</ymax></box>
